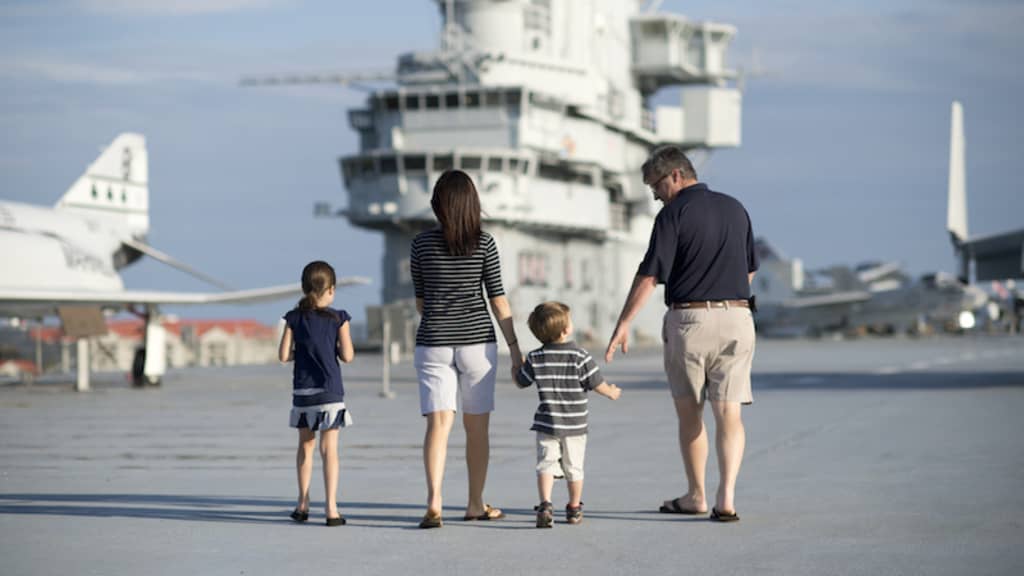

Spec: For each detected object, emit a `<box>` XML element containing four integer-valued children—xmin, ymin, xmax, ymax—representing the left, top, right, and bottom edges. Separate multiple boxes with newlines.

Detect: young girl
<box><xmin>278</xmin><ymin>260</ymin><xmax>355</xmax><ymax>527</ymax></box>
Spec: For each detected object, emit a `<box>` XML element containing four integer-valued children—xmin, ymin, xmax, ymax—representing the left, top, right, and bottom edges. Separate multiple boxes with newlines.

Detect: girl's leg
<box><xmin>319</xmin><ymin>428</ymin><xmax>340</xmax><ymax>518</ymax></box>
<box><xmin>424</xmin><ymin>410</ymin><xmax>455</xmax><ymax>514</ymax></box>
<box><xmin>463</xmin><ymin>412</ymin><xmax>490</xmax><ymax>516</ymax></box>
<box><xmin>296</xmin><ymin>428</ymin><xmax>316</xmax><ymax>511</ymax></box>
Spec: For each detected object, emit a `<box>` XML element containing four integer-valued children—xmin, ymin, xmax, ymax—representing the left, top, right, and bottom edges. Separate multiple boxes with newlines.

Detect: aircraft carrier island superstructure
<box><xmin>339</xmin><ymin>0</ymin><xmax>742</xmax><ymax>349</ymax></box>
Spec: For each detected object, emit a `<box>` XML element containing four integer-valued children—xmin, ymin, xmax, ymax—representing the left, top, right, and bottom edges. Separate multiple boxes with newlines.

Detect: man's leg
<box><xmin>710</xmin><ymin>400</ymin><xmax>744</xmax><ymax>513</ymax></box>
<box><xmin>669</xmin><ymin>394</ymin><xmax>708</xmax><ymax>513</ymax></box>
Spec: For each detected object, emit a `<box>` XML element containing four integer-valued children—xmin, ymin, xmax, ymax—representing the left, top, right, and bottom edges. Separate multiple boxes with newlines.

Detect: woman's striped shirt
<box><xmin>410</xmin><ymin>228</ymin><xmax>505</xmax><ymax>347</ymax></box>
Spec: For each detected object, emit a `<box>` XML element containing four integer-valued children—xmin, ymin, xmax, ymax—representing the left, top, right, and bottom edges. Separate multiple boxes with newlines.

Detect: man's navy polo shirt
<box><xmin>637</xmin><ymin>182</ymin><xmax>759</xmax><ymax>305</ymax></box>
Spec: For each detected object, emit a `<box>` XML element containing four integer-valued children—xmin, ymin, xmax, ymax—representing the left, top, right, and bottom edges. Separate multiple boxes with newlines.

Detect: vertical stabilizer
<box><xmin>947</xmin><ymin>101</ymin><xmax>967</xmax><ymax>245</ymax></box>
<box><xmin>55</xmin><ymin>133</ymin><xmax>149</xmax><ymax>237</ymax></box>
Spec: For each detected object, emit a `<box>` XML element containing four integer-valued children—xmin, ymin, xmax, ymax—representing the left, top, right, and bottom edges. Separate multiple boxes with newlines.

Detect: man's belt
<box><xmin>671</xmin><ymin>299</ymin><xmax>750</xmax><ymax>310</ymax></box>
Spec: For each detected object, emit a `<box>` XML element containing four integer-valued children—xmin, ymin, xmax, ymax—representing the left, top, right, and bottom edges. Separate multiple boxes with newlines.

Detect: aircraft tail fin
<box><xmin>947</xmin><ymin>101</ymin><xmax>967</xmax><ymax>245</ymax></box>
<box><xmin>55</xmin><ymin>133</ymin><xmax>149</xmax><ymax>237</ymax></box>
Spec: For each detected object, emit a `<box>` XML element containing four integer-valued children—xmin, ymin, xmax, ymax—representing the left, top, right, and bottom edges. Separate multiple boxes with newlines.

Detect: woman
<box><xmin>410</xmin><ymin>169</ymin><xmax>522</xmax><ymax>529</ymax></box>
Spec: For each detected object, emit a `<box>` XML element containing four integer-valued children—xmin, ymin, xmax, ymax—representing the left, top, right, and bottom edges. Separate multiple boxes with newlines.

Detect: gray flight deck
<box><xmin>2</xmin><ymin>335</ymin><xmax>1023</xmax><ymax>575</ymax></box>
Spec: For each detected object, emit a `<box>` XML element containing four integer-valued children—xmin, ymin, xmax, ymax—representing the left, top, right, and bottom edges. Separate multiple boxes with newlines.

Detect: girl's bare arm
<box><xmin>337</xmin><ymin>321</ymin><xmax>355</xmax><ymax>363</ymax></box>
<box><xmin>278</xmin><ymin>326</ymin><xmax>293</xmax><ymax>363</ymax></box>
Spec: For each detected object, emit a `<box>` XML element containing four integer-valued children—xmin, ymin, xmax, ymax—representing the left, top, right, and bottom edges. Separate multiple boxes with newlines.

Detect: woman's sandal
<box><xmin>325</xmin><ymin>515</ymin><xmax>347</xmax><ymax>527</ymax></box>
<box><xmin>462</xmin><ymin>504</ymin><xmax>505</xmax><ymax>521</ymax></box>
<box><xmin>709</xmin><ymin>507</ymin><xmax>740</xmax><ymax>523</ymax></box>
<box><xmin>418</xmin><ymin>511</ymin><xmax>443</xmax><ymax>529</ymax></box>
<box><xmin>290</xmin><ymin>508</ymin><xmax>309</xmax><ymax>523</ymax></box>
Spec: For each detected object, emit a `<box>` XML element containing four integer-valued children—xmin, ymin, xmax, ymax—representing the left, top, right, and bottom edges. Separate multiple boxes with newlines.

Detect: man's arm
<box><xmin>604</xmin><ymin>274</ymin><xmax>658</xmax><ymax>362</ymax></box>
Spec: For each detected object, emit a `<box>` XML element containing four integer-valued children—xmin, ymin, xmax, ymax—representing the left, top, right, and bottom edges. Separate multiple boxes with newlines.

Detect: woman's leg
<box><xmin>455</xmin><ymin>343</ymin><xmax>498</xmax><ymax>517</ymax></box>
<box><xmin>463</xmin><ymin>411</ymin><xmax>490</xmax><ymax>515</ymax></box>
<box><xmin>415</xmin><ymin>346</ymin><xmax>458</xmax><ymax>516</ymax></box>
<box><xmin>296</xmin><ymin>427</ymin><xmax>316</xmax><ymax>511</ymax></box>
<box><xmin>319</xmin><ymin>428</ymin><xmax>340</xmax><ymax>518</ymax></box>
<box><xmin>424</xmin><ymin>410</ymin><xmax>455</xmax><ymax>514</ymax></box>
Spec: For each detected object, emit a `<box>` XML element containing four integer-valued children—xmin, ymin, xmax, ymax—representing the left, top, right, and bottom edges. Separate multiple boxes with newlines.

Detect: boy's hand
<box><xmin>605</xmin><ymin>383</ymin><xmax>622</xmax><ymax>400</ymax></box>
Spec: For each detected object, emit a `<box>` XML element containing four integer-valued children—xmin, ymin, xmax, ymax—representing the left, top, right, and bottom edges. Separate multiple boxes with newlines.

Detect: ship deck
<box><xmin>1</xmin><ymin>334</ymin><xmax>1022</xmax><ymax>575</ymax></box>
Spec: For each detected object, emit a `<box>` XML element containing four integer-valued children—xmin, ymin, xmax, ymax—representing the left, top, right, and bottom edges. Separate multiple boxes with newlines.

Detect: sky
<box><xmin>2</xmin><ymin>0</ymin><xmax>1022</xmax><ymax>326</ymax></box>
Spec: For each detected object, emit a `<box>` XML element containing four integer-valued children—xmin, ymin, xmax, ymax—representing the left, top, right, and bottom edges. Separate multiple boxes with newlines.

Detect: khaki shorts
<box><xmin>536</xmin><ymin>432</ymin><xmax>586</xmax><ymax>481</ymax></box>
<box><xmin>662</xmin><ymin>306</ymin><xmax>755</xmax><ymax>404</ymax></box>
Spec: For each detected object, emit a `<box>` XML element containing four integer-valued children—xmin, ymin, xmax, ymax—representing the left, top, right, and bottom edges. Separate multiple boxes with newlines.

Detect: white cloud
<box><xmin>0</xmin><ymin>57</ymin><xmax>210</xmax><ymax>85</ymax></box>
<box><xmin>79</xmin><ymin>0</ymin><xmax>283</xmax><ymax>16</ymax></box>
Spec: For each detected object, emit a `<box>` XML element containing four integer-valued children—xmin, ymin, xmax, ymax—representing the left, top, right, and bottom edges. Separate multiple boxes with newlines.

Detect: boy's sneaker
<box><xmin>566</xmin><ymin>502</ymin><xmax>583</xmax><ymax>525</ymax></box>
<box><xmin>535</xmin><ymin>501</ymin><xmax>554</xmax><ymax>528</ymax></box>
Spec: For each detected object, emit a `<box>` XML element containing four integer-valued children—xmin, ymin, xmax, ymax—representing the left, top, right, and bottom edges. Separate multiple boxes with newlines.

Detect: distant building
<box><xmin>28</xmin><ymin>318</ymin><xmax>279</xmax><ymax>373</ymax></box>
<box><xmin>0</xmin><ymin>359</ymin><xmax>38</xmax><ymax>380</ymax></box>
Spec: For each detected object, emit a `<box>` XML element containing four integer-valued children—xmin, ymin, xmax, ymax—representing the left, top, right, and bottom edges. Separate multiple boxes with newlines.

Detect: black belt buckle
<box><xmin>748</xmin><ymin>295</ymin><xmax>757</xmax><ymax>313</ymax></box>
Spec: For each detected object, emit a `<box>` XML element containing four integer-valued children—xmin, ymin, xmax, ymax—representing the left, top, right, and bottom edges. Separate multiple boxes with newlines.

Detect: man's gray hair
<box><xmin>642</xmin><ymin>145</ymin><xmax>697</xmax><ymax>183</ymax></box>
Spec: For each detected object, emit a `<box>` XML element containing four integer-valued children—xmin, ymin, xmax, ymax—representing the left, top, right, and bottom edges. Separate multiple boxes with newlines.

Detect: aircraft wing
<box><xmin>0</xmin><ymin>277</ymin><xmax>370</xmax><ymax>312</ymax></box>
<box><xmin>780</xmin><ymin>290</ymin><xmax>872</xmax><ymax>309</ymax></box>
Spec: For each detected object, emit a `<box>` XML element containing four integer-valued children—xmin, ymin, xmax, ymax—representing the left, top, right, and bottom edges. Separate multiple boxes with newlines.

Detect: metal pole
<box><xmin>33</xmin><ymin>321</ymin><xmax>42</xmax><ymax>384</ymax></box>
<box><xmin>75</xmin><ymin>337</ymin><xmax>90</xmax><ymax>392</ymax></box>
<box><xmin>380</xmin><ymin>311</ymin><xmax>396</xmax><ymax>399</ymax></box>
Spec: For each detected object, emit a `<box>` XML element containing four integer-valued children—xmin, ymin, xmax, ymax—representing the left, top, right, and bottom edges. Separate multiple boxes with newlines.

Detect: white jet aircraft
<box><xmin>0</xmin><ymin>133</ymin><xmax>368</xmax><ymax>389</ymax></box>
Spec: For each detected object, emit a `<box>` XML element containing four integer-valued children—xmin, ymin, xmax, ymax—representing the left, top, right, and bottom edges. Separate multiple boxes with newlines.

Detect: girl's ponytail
<box><xmin>296</xmin><ymin>261</ymin><xmax>341</xmax><ymax>322</ymax></box>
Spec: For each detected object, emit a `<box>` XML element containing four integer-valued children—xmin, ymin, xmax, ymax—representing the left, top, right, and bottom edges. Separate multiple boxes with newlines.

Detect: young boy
<box><xmin>516</xmin><ymin>301</ymin><xmax>622</xmax><ymax>528</ymax></box>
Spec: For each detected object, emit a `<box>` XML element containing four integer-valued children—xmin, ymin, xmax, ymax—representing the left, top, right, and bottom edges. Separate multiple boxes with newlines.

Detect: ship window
<box><xmin>358</xmin><ymin>157</ymin><xmax>374</xmax><ymax>177</ymax></box>
<box><xmin>465</xmin><ymin>92</ymin><xmax>480</xmax><ymax>108</ymax></box>
<box><xmin>518</xmin><ymin>252</ymin><xmax>549</xmax><ymax>287</ymax></box>
<box><xmin>521</xmin><ymin>159</ymin><xmax>531</xmax><ymax>174</ymax></box>
<box><xmin>484</xmin><ymin>91</ymin><xmax>501</xmax><ymax>107</ymax></box>
<box><xmin>425</xmin><ymin>94</ymin><xmax>440</xmax><ymax>109</ymax></box>
<box><xmin>433</xmin><ymin>154</ymin><xmax>454</xmax><ymax>171</ymax></box>
<box><xmin>405</xmin><ymin>94</ymin><xmax>420</xmax><ymax>110</ymax></box>
<box><xmin>403</xmin><ymin>155</ymin><xmax>426</xmax><ymax>171</ymax></box>
<box><xmin>380</xmin><ymin>156</ymin><xmax>398</xmax><ymax>174</ymax></box>
<box><xmin>487</xmin><ymin>157</ymin><xmax>503</xmax><ymax>171</ymax></box>
<box><xmin>384</xmin><ymin>94</ymin><xmax>399</xmax><ymax>111</ymax></box>
<box><xmin>509</xmin><ymin>158</ymin><xmax>520</xmax><ymax>172</ymax></box>
<box><xmin>91</xmin><ymin>184</ymin><xmax>98</xmax><ymax>198</ymax></box>
<box><xmin>461</xmin><ymin>156</ymin><xmax>482</xmax><ymax>170</ymax></box>
<box><xmin>444</xmin><ymin>92</ymin><xmax>459</xmax><ymax>108</ymax></box>
<box><xmin>505</xmin><ymin>89</ymin><xmax>522</xmax><ymax>107</ymax></box>
<box><xmin>121</xmin><ymin>190</ymin><xmax>127</xmax><ymax>203</ymax></box>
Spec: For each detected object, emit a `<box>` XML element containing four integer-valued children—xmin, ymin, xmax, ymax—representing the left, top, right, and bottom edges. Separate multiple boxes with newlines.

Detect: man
<box><xmin>605</xmin><ymin>145</ymin><xmax>758</xmax><ymax>522</ymax></box>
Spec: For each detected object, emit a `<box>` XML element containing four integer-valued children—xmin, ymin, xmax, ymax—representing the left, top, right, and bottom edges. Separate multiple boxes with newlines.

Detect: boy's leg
<box><xmin>711</xmin><ymin>400</ymin><xmax>745</xmax><ymax>514</ymax></box>
<box><xmin>561</xmin><ymin>435</ymin><xmax>587</xmax><ymax>508</ymax></box>
<box><xmin>296</xmin><ymin>428</ymin><xmax>315</xmax><ymax>511</ymax></box>
<box><xmin>536</xmin><ymin>432</ymin><xmax>562</xmax><ymax>502</ymax></box>
<box><xmin>319</xmin><ymin>428</ymin><xmax>340</xmax><ymax>518</ymax></box>
<box><xmin>567</xmin><ymin>480</ymin><xmax>583</xmax><ymax>508</ymax></box>
<box><xmin>537</xmin><ymin>473</ymin><xmax>554</xmax><ymax>504</ymax></box>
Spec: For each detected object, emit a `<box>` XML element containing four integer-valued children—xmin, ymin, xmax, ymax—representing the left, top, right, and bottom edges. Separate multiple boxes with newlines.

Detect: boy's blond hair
<box><xmin>528</xmin><ymin>301</ymin><xmax>571</xmax><ymax>344</ymax></box>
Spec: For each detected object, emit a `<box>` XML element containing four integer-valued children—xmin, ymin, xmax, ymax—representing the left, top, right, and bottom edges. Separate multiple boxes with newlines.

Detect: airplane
<box><xmin>0</xmin><ymin>133</ymin><xmax>368</xmax><ymax>390</ymax></box>
<box><xmin>751</xmin><ymin>238</ymin><xmax>988</xmax><ymax>337</ymax></box>
<box><xmin>946</xmin><ymin>100</ymin><xmax>1024</xmax><ymax>283</ymax></box>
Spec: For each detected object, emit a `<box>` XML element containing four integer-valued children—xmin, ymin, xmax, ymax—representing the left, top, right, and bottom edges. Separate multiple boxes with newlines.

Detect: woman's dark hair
<box><xmin>297</xmin><ymin>260</ymin><xmax>340</xmax><ymax>321</ymax></box>
<box><xmin>431</xmin><ymin>170</ymin><xmax>482</xmax><ymax>257</ymax></box>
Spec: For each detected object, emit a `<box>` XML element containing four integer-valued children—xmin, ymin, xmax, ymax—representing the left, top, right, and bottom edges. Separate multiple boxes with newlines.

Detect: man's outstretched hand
<box><xmin>604</xmin><ymin>322</ymin><xmax>630</xmax><ymax>363</ymax></box>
